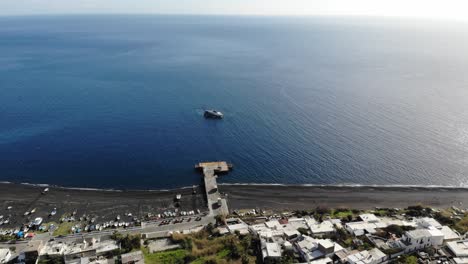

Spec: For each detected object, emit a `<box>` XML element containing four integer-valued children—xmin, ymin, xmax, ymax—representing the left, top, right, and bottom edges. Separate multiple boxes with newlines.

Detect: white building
<box><xmin>296</xmin><ymin>235</ymin><xmax>344</xmax><ymax>262</ymax></box>
<box><xmin>360</xmin><ymin>214</ymin><xmax>380</xmax><ymax>223</ymax></box>
<box><xmin>226</xmin><ymin>218</ymin><xmax>250</xmax><ymax>235</ymax></box>
<box><xmin>347</xmin><ymin>248</ymin><xmax>387</xmax><ymax>264</ymax></box>
<box><xmin>262</xmin><ymin>242</ymin><xmax>282</xmax><ymax>260</ymax></box>
<box><xmin>121</xmin><ymin>250</ymin><xmax>144</xmax><ymax>264</ymax></box>
<box><xmin>309</xmin><ymin>220</ymin><xmax>335</xmax><ymax>236</ymax></box>
<box><xmin>227</xmin><ymin>223</ymin><xmax>250</xmax><ymax>235</ymax></box>
<box><xmin>346</xmin><ymin>222</ymin><xmax>378</xmax><ymax>236</ymax></box>
<box><xmin>399</xmin><ymin>228</ymin><xmax>444</xmax><ymax>252</ymax></box>
<box><xmin>416</xmin><ymin>218</ymin><xmax>442</xmax><ymax>229</ymax></box>
<box><xmin>414</xmin><ymin>217</ymin><xmax>459</xmax><ymax>242</ymax></box>
<box><xmin>0</xmin><ymin>248</ymin><xmax>12</xmax><ymax>263</ymax></box>
<box><xmin>447</xmin><ymin>240</ymin><xmax>468</xmax><ymax>264</ymax></box>
<box><xmin>40</xmin><ymin>238</ymin><xmax>119</xmax><ymax>257</ymax></box>
<box><xmin>439</xmin><ymin>226</ymin><xmax>460</xmax><ymax>242</ymax></box>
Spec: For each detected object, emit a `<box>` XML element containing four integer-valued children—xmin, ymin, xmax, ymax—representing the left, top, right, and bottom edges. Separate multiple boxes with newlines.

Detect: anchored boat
<box><xmin>204</xmin><ymin>109</ymin><xmax>223</xmax><ymax>119</ymax></box>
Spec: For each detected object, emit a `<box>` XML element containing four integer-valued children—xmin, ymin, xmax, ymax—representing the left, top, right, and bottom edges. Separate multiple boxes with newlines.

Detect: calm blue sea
<box><xmin>1</xmin><ymin>15</ymin><xmax>468</xmax><ymax>189</ymax></box>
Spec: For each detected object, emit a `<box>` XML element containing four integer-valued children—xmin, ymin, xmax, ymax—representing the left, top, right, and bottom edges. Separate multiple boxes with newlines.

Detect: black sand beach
<box><xmin>221</xmin><ymin>184</ymin><xmax>468</xmax><ymax>210</ymax></box>
<box><xmin>2</xmin><ymin>183</ymin><xmax>468</xmax><ymax>226</ymax></box>
<box><xmin>0</xmin><ymin>183</ymin><xmax>207</xmax><ymax>228</ymax></box>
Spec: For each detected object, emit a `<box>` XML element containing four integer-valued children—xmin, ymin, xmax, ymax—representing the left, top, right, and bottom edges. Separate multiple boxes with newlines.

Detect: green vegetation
<box><xmin>111</xmin><ymin>233</ymin><xmax>141</xmax><ymax>253</ymax></box>
<box><xmin>142</xmin><ymin>248</ymin><xmax>187</xmax><ymax>264</ymax></box>
<box><xmin>355</xmin><ymin>236</ymin><xmax>373</xmax><ymax>251</ymax></box>
<box><xmin>38</xmin><ymin>254</ymin><xmax>65</xmax><ymax>264</ymax></box>
<box><xmin>332</xmin><ymin>208</ymin><xmax>355</xmax><ymax>219</ymax></box>
<box><xmin>405</xmin><ymin>205</ymin><xmax>432</xmax><ymax>217</ymax></box>
<box><xmin>396</xmin><ymin>255</ymin><xmax>417</xmax><ymax>264</ymax></box>
<box><xmin>382</xmin><ymin>247</ymin><xmax>404</xmax><ymax>255</ymax></box>
<box><xmin>384</xmin><ymin>225</ymin><xmax>415</xmax><ymax>237</ymax></box>
<box><xmin>297</xmin><ymin>227</ymin><xmax>309</xmax><ymax>235</ymax></box>
<box><xmin>52</xmin><ymin>222</ymin><xmax>75</xmax><ymax>236</ymax></box>
<box><xmin>325</xmin><ymin>227</ymin><xmax>353</xmax><ymax>247</ymax></box>
<box><xmin>142</xmin><ymin>228</ymin><xmax>258</xmax><ymax>264</ymax></box>
<box><xmin>455</xmin><ymin>214</ymin><xmax>468</xmax><ymax>233</ymax></box>
<box><xmin>0</xmin><ymin>234</ymin><xmax>15</xmax><ymax>242</ymax></box>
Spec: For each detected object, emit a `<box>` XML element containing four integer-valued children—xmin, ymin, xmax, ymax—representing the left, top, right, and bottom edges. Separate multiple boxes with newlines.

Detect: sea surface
<box><xmin>1</xmin><ymin>15</ymin><xmax>468</xmax><ymax>189</ymax></box>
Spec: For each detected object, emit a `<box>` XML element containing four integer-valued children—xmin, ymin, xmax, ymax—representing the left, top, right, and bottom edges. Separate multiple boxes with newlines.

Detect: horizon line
<box><xmin>0</xmin><ymin>12</ymin><xmax>467</xmax><ymax>23</ymax></box>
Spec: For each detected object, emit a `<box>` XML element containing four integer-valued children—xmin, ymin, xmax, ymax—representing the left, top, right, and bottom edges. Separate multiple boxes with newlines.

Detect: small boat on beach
<box><xmin>33</xmin><ymin>217</ymin><xmax>43</xmax><ymax>226</ymax></box>
<box><xmin>50</xmin><ymin>208</ymin><xmax>57</xmax><ymax>216</ymax></box>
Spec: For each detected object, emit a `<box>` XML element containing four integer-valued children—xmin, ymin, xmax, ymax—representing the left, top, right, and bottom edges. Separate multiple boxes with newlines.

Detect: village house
<box><xmin>295</xmin><ymin>235</ymin><xmax>345</xmax><ymax>262</ymax></box>
<box><xmin>346</xmin><ymin>248</ymin><xmax>387</xmax><ymax>264</ymax></box>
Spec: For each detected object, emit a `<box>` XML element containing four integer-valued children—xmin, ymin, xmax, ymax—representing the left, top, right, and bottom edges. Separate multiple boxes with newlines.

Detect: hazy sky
<box><xmin>1</xmin><ymin>0</ymin><xmax>468</xmax><ymax>20</ymax></box>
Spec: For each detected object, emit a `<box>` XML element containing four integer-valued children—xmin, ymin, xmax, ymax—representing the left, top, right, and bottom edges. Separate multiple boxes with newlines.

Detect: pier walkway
<box><xmin>196</xmin><ymin>162</ymin><xmax>232</xmax><ymax>216</ymax></box>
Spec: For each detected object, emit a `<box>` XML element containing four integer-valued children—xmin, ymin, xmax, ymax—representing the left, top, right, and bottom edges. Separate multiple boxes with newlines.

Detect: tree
<box><xmin>226</xmin><ymin>238</ymin><xmax>241</xmax><ymax>259</ymax></box>
<box><xmin>281</xmin><ymin>249</ymin><xmax>296</xmax><ymax>264</ymax></box>
<box><xmin>241</xmin><ymin>254</ymin><xmax>250</xmax><ymax>264</ymax></box>
<box><xmin>215</xmin><ymin>215</ymin><xmax>226</xmax><ymax>225</ymax></box>
<box><xmin>206</xmin><ymin>223</ymin><xmax>215</xmax><ymax>234</ymax></box>
<box><xmin>111</xmin><ymin>233</ymin><xmax>140</xmax><ymax>253</ymax></box>
<box><xmin>297</xmin><ymin>227</ymin><xmax>309</xmax><ymax>235</ymax></box>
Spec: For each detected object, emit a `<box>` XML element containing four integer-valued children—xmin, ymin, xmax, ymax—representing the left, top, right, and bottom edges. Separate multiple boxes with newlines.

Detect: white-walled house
<box><xmin>347</xmin><ymin>248</ymin><xmax>387</xmax><ymax>264</ymax></box>
<box><xmin>399</xmin><ymin>228</ymin><xmax>444</xmax><ymax>252</ymax></box>
<box><xmin>309</xmin><ymin>220</ymin><xmax>335</xmax><ymax>236</ymax></box>
<box><xmin>295</xmin><ymin>235</ymin><xmax>345</xmax><ymax>262</ymax></box>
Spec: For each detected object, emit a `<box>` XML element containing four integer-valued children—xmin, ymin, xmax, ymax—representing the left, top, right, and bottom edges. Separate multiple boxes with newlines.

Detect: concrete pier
<box><xmin>196</xmin><ymin>162</ymin><xmax>232</xmax><ymax>216</ymax></box>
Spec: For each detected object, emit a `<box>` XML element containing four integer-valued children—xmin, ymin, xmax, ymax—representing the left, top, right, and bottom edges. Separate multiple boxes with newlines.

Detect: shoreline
<box><xmin>3</xmin><ymin>181</ymin><xmax>468</xmax><ymax>192</ymax></box>
<box><xmin>1</xmin><ymin>182</ymin><xmax>468</xmax><ymax>213</ymax></box>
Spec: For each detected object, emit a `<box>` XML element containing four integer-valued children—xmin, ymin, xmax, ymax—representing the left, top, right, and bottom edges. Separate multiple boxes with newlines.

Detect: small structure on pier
<box><xmin>195</xmin><ymin>161</ymin><xmax>233</xmax><ymax>174</ymax></box>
